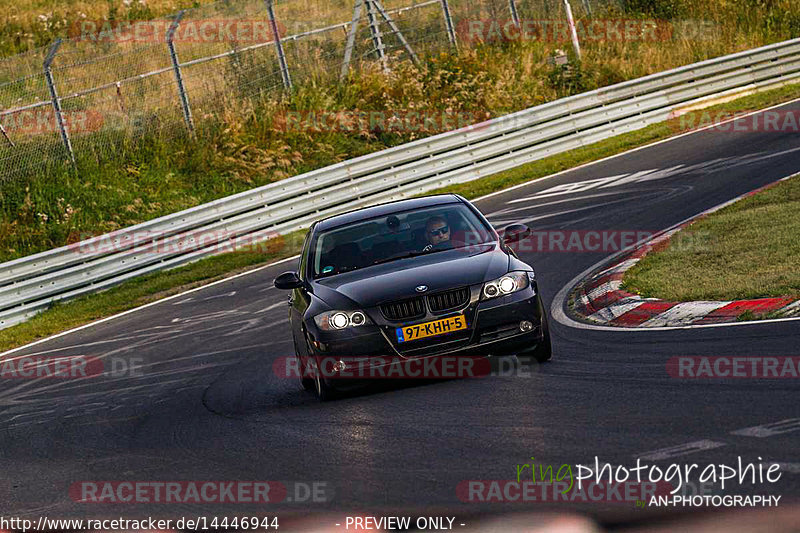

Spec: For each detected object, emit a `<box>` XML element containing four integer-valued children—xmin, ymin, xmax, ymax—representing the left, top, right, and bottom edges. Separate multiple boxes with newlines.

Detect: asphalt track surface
<box><xmin>1</xmin><ymin>100</ymin><xmax>799</xmax><ymax>528</ymax></box>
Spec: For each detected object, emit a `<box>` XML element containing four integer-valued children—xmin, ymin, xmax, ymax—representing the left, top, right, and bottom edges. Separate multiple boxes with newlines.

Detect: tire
<box><xmin>312</xmin><ymin>356</ymin><xmax>337</xmax><ymax>401</ymax></box>
<box><xmin>292</xmin><ymin>337</ymin><xmax>315</xmax><ymax>391</ymax></box>
<box><xmin>298</xmin><ymin>354</ymin><xmax>315</xmax><ymax>391</ymax></box>
<box><xmin>518</xmin><ymin>295</ymin><xmax>552</xmax><ymax>363</ymax></box>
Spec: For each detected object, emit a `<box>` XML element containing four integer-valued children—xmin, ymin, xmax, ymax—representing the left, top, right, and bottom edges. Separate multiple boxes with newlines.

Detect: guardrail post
<box><xmin>166</xmin><ymin>11</ymin><xmax>195</xmax><ymax>135</ymax></box>
<box><xmin>43</xmin><ymin>39</ymin><xmax>75</xmax><ymax>166</ymax></box>
<box><xmin>440</xmin><ymin>0</ymin><xmax>457</xmax><ymax>48</ymax></box>
<box><xmin>508</xmin><ymin>0</ymin><xmax>520</xmax><ymax>27</ymax></box>
<box><xmin>265</xmin><ymin>0</ymin><xmax>292</xmax><ymax>90</ymax></box>
<box><xmin>365</xmin><ymin>0</ymin><xmax>389</xmax><ymax>73</ymax></box>
<box><xmin>341</xmin><ymin>0</ymin><xmax>364</xmax><ymax>80</ymax></box>
<box><xmin>563</xmin><ymin>0</ymin><xmax>582</xmax><ymax>60</ymax></box>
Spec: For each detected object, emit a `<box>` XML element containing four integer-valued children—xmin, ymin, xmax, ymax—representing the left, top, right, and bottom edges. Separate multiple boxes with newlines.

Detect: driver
<box><xmin>423</xmin><ymin>216</ymin><xmax>451</xmax><ymax>251</ymax></box>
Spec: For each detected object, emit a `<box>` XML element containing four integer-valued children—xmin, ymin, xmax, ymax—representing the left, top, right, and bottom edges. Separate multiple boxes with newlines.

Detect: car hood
<box><xmin>312</xmin><ymin>244</ymin><xmax>509</xmax><ymax>308</ymax></box>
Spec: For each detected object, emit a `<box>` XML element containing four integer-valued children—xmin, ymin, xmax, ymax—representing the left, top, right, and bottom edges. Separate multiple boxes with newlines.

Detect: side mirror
<box><xmin>274</xmin><ymin>271</ymin><xmax>303</xmax><ymax>290</ymax></box>
<box><xmin>502</xmin><ymin>223</ymin><xmax>531</xmax><ymax>244</ymax></box>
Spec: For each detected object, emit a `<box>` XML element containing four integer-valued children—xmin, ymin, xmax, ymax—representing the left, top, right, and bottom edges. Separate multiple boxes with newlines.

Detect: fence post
<box><xmin>0</xmin><ymin>123</ymin><xmax>14</xmax><ymax>148</ymax></box>
<box><xmin>440</xmin><ymin>0</ymin><xmax>457</xmax><ymax>47</ymax></box>
<box><xmin>508</xmin><ymin>0</ymin><xmax>520</xmax><ymax>27</ymax></box>
<box><xmin>265</xmin><ymin>0</ymin><xmax>292</xmax><ymax>90</ymax></box>
<box><xmin>563</xmin><ymin>0</ymin><xmax>582</xmax><ymax>60</ymax></box>
<box><xmin>365</xmin><ymin>0</ymin><xmax>388</xmax><ymax>73</ymax></box>
<box><xmin>341</xmin><ymin>0</ymin><xmax>364</xmax><ymax>80</ymax></box>
<box><xmin>373</xmin><ymin>0</ymin><xmax>419</xmax><ymax>66</ymax></box>
<box><xmin>166</xmin><ymin>11</ymin><xmax>195</xmax><ymax>135</ymax></box>
<box><xmin>43</xmin><ymin>39</ymin><xmax>75</xmax><ymax>165</ymax></box>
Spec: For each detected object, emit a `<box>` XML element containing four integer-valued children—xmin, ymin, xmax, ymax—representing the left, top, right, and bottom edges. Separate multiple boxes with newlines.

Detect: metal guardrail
<box><xmin>2</xmin><ymin>37</ymin><xmax>800</xmax><ymax>329</ymax></box>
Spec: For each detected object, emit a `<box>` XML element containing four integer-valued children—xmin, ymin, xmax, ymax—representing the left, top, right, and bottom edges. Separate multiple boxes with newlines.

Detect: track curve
<box><xmin>1</xmin><ymin>99</ymin><xmax>799</xmax><ymax>526</ymax></box>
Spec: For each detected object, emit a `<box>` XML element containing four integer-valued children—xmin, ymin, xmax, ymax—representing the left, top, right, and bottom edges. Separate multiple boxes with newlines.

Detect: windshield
<box><xmin>311</xmin><ymin>203</ymin><xmax>494</xmax><ymax>278</ymax></box>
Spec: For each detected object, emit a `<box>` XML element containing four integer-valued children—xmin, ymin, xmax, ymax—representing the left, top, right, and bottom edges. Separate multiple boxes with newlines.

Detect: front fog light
<box><xmin>520</xmin><ymin>320</ymin><xmax>533</xmax><ymax>332</ymax></box>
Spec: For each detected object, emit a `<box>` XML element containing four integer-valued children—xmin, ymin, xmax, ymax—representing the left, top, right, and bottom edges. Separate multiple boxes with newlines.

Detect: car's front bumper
<box><xmin>304</xmin><ymin>282</ymin><xmax>545</xmax><ymax>382</ymax></box>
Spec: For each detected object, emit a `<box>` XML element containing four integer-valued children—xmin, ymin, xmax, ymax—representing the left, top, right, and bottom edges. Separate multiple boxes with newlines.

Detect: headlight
<box><xmin>481</xmin><ymin>271</ymin><xmax>531</xmax><ymax>300</ymax></box>
<box><xmin>314</xmin><ymin>310</ymin><xmax>371</xmax><ymax>330</ymax></box>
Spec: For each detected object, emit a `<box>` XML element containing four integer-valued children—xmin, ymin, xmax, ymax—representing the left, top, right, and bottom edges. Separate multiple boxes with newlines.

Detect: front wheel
<box><xmin>519</xmin><ymin>296</ymin><xmax>552</xmax><ymax>363</ymax></box>
<box><xmin>312</xmin><ymin>356</ymin><xmax>337</xmax><ymax>401</ymax></box>
<box><xmin>292</xmin><ymin>337</ymin><xmax>315</xmax><ymax>391</ymax></box>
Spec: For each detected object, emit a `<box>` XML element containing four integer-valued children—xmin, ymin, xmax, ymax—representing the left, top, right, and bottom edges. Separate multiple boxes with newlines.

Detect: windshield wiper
<box><xmin>372</xmin><ymin>247</ymin><xmax>447</xmax><ymax>266</ymax></box>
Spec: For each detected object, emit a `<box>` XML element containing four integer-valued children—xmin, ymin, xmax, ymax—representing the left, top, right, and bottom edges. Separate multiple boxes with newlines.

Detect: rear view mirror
<box><xmin>502</xmin><ymin>223</ymin><xmax>531</xmax><ymax>244</ymax></box>
<box><xmin>274</xmin><ymin>271</ymin><xmax>302</xmax><ymax>290</ymax></box>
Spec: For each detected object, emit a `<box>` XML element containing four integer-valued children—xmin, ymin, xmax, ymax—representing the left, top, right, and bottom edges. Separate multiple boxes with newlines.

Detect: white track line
<box><xmin>637</xmin><ymin>440</ymin><xmax>726</xmax><ymax>461</ymax></box>
<box><xmin>0</xmin><ymin>255</ymin><xmax>298</xmax><ymax>358</ymax></box>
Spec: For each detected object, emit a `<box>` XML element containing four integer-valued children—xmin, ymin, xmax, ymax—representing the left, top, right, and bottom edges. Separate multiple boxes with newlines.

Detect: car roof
<box><xmin>314</xmin><ymin>194</ymin><xmax>463</xmax><ymax>231</ymax></box>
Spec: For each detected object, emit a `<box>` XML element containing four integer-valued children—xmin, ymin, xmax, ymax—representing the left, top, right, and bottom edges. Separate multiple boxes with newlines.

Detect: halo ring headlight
<box><xmin>331</xmin><ymin>312</ymin><xmax>349</xmax><ymax>329</ymax></box>
<box><xmin>484</xmin><ymin>284</ymin><xmax>499</xmax><ymax>298</ymax></box>
<box><xmin>350</xmin><ymin>311</ymin><xmax>366</xmax><ymax>326</ymax></box>
<box><xmin>499</xmin><ymin>276</ymin><xmax>517</xmax><ymax>294</ymax></box>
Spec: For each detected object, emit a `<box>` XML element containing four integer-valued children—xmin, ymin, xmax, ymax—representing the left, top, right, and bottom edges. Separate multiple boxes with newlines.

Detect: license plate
<box><xmin>396</xmin><ymin>314</ymin><xmax>467</xmax><ymax>343</ymax></box>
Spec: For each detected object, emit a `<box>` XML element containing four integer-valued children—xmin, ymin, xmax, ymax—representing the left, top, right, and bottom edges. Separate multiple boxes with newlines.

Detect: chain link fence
<box><xmin>0</xmin><ymin>0</ymin><xmax>620</xmax><ymax>182</ymax></box>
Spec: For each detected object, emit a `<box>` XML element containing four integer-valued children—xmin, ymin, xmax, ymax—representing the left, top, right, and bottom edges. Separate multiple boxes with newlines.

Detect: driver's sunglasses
<box><xmin>428</xmin><ymin>226</ymin><xmax>450</xmax><ymax>237</ymax></box>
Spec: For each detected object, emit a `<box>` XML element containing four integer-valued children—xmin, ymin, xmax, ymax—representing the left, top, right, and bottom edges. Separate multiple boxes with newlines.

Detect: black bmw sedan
<box><xmin>274</xmin><ymin>194</ymin><xmax>551</xmax><ymax>400</ymax></box>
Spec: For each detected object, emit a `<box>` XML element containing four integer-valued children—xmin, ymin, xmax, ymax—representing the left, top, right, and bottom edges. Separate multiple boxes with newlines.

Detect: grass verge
<box><xmin>622</xmin><ymin>172</ymin><xmax>800</xmax><ymax>303</ymax></box>
<box><xmin>2</xmin><ymin>82</ymin><xmax>800</xmax><ymax>352</ymax></box>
